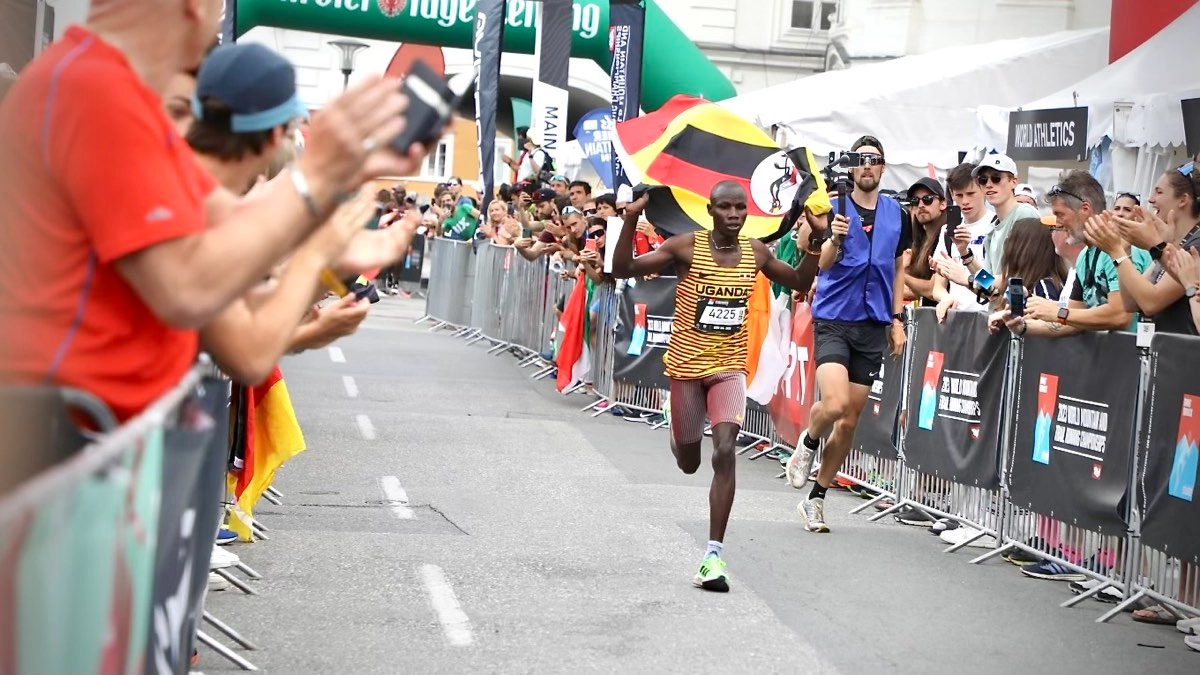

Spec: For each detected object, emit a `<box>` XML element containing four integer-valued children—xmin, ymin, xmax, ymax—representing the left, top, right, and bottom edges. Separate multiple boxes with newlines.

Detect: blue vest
<box><xmin>811</xmin><ymin>196</ymin><xmax>903</xmax><ymax>324</ymax></box>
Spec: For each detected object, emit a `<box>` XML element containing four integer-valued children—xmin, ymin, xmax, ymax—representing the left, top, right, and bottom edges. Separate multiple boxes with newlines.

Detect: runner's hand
<box><xmin>888</xmin><ymin>322</ymin><xmax>905</xmax><ymax>358</ymax></box>
<box><xmin>625</xmin><ymin>193</ymin><xmax>651</xmax><ymax>217</ymax></box>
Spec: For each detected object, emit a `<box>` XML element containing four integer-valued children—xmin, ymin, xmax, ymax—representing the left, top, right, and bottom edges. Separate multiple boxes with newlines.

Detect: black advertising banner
<box><xmin>852</xmin><ymin>349</ymin><xmax>902</xmax><ymax>460</ymax></box>
<box><xmin>1139</xmin><ymin>334</ymin><xmax>1200</xmax><ymax>564</ymax></box>
<box><xmin>608</xmin><ymin>0</ymin><xmax>645</xmax><ymax>189</ymax></box>
<box><xmin>531</xmin><ymin>0</ymin><xmax>572</xmax><ymax>167</ymax></box>
<box><xmin>400</xmin><ymin>233</ymin><xmax>426</xmax><ymax>283</ymax></box>
<box><xmin>903</xmin><ymin>309</ymin><xmax>1007</xmax><ymax>488</ymax></box>
<box><xmin>147</xmin><ymin>377</ymin><xmax>230</xmax><ymax>674</ymax></box>
<box><xmin>1006</xmin><ymin>107</ymin><xmax>1089</xmax><ymax>161</ymax></box>
<box><xmin>613</xmin><ymin>276</ymin><xmax>676</xmax><ymax>390</ymax></box>
<box><xmin>1008</xmin><ymin>332</ymin><xmax>1138</xmax><ymax>533</ymax></box>
<box><xmin>1182</xmin><ymin>98</ymin><xmax>1200</xmax><ymax>157</ymax></box>
<box><xmin>472</xmin><ymin>0</ymin><xmax>506</xmax><ymax>213</ymax></box>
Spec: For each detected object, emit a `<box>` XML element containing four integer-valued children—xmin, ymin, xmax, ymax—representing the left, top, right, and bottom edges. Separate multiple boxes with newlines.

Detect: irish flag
<box><xmin>556</xmin><ymin>278</ymin><xmax>592</xmax><ymax>393</ymax></box>
<box><xmin>227</xmin><ymin>367</ymin><xmax>306</xmax><ymax>541</ymax></box>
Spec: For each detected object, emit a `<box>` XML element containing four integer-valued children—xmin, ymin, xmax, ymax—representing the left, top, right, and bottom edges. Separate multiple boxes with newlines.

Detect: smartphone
<box><xmin>946</xmin><ymin>203</ymin><xmax>963</xmax><ymax>229</ymax></box>
<box><xmin>1007</xmin><ymin>278</ymin><xmax>1026</xmax><ymax>316</ymax></box>
<box><xmin>973</xmin><ymin>268</ymin><xmax>996</xmax><ymax>292</ymax></box>
<box><xmin>390</xmin><ymin>60</ymin><xmax>466</xmax><ymax>153</ymax></box>
<box><xmin>585</xmin><ymin>238</ymin><xmax>599</xmax><ymax>252</ymax></box>
<box><xmin>507</xmin><ymin>203</ymin><xmax>516</xmax><ymax>216</ymax></box>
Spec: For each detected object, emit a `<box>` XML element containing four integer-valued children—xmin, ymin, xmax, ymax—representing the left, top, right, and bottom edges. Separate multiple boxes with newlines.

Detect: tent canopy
<box><xmin>719</xmin><ymin>28</ymin><xmax>1109</xmax><ymax>188</ymax></box>
<box><xmin>977</xmin><ymin>4</ymin><xmax>1200</xmax><ymax>152</ymax></box>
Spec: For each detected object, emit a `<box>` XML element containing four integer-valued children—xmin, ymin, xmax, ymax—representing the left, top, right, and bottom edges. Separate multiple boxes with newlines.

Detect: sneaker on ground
<box><xmin>1002</xmin><ymin>537</ymin><xmax>1048</xmax><ymax>565</ymax></box>
<box><xmin>208</xmin><ymin>572</ymin><xmax>230</xmax><ymax>592</ymax></box>
<box><xmin>1186</xmin><ymin>634</ymin><xmax>1200</xmax><ymax>652</ymax></box>
<box><xmin>1067</xmin><ymin>578</ymin><xmax>1123</xmax><ymax>603</ymax></box>
<box><xmin>645</xmin><ymin>414</ymin><xmax>667</xmax><ymax>426</ymax></box>
<box><xmin>623</xmin><ymin>410</ymin><xmax>654</xmax><ymax>423</ymax></box>
<box><xmin>797</xmin><ymin>497</ymin><xmax>829</xmax><ymax>533</ymax></box>
<box><xmin>693</xmin><ymin>556</ymin><xmax>730</xmax><ymax>593</ymax></box>
<box><xmin>210</xmin><ymin>546</ymin><xmax>239</xmax><ymax>569</ymax></box>
<box><xmin>894</xmin><ymin>506</ymin><xmax>936</xmax><ymax>527</ymax></box>
<box><xmin>929</xmin><ymin>518</ymin><xmax>959</xmax><ymax>535</ymax></box>
<box><xmin>1177</xmin><ymin>616</ymin><xmax>1200</xmax><ymax>634</ymax></box>
<box><xmin>939</xmin><ymin>526</ymin><xmax>997</xmax><ymax>549</ymax></box>
<box><xmin>785</xmin><ymin>433</ymin><xmax>818</xmax><ymax>490</ymax></box>
<box><xmin>1019</xmin><ymin>559</ymin><xmax>1089</xmax><ymax>582</ymax></box>
<box><xmin>216</xmin><ymin>528</ymin><xmax>238</xmax><ymax>546</ymax></box>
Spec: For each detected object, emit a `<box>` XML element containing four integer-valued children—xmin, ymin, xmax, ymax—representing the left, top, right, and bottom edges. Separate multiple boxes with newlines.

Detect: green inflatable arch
<box><xmin>235</xmin><ymin>0</ymin><xmax>736</xmax><ymax>111</ymax></box>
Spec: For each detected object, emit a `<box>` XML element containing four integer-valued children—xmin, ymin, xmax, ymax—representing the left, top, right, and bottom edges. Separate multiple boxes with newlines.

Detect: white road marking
<box><xmin>379</xmin><ymin>475</ymin><xmax>414</xmax><ymax>520</ymax></box>
<box><xmin>328</xmin><ymin>346</ymin><xmax>346</xmax><ymax>363</ymax></box>
<box><xmin>419</xmin><ymin>564</ymin><xmax>473</xmax><ymax>647</ymax></box>
<box><xmin>356</xmin><ymin>414</ymin><xmax>376</xmax><ymax>440</ymax></box>
<box><xmin>343</xmin><ymin>375</ymin><xmax>359</xmax><ymax>398</ymax></box>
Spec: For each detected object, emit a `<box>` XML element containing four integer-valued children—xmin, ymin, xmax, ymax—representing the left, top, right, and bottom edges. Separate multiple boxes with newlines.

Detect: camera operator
<box><xmin>783</xmin><ymin>135</ymin><xmax>910</xmax><ymax>534</ymax></box>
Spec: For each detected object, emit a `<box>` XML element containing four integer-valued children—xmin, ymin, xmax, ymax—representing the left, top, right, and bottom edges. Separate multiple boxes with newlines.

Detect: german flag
<box><xmin>226</xmin><ymin>367</ymin><xmax>306</xmax><ymax>541</ymax></box>
<box><xmin>614</xmin><ymin>95</ymin><xmax>831</xmax><ymax>241</ymax></box>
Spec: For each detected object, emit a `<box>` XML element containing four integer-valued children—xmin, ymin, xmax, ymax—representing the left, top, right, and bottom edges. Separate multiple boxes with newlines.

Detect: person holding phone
<box><xmin>785</xmin><ymin>135</ymin><xmax>910</xmax><ymax>536</ymax></box>
<box><xmin>929</xmin><ymin>163</ymin><xmax>999</xmax><ymax>321</ymax></box>
<box><xmin>611</xmin><ymin>181</ymin><xmax>828</xmax><ymax>592</ymax></box>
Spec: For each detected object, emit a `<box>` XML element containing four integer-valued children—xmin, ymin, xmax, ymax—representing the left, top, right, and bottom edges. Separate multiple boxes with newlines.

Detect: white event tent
<box><xmin>977</xmin><ymin>4</ymin><xmax>1200</xmax><ymax>197</ymax></box>
<box><xmin>719</xmin><ymin>28</ymin><xmax>1109</xmax><ymax>191</ymax></box>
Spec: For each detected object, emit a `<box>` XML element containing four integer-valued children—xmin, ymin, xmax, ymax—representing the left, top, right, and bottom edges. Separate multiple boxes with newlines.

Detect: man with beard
<box><xmin>611</xmin><ymin>181</ymin><xmax>826</xmax><ymax>592</ymax></box>
<box><xmin>784</xmin><ymin>135</ymin><xmax>910</xmax><ymax>534</ymax></box>
<box><xmin>901</xmin><ymin>177</ymin><xmax>949</xmax><ymax>305</ymax></box>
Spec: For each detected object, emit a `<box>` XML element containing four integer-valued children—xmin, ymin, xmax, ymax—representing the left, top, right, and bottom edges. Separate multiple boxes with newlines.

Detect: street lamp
<box><xmin>328</xmin><ymin>39</ymin><xmax>369</xmax><ymax>91</ymax></box>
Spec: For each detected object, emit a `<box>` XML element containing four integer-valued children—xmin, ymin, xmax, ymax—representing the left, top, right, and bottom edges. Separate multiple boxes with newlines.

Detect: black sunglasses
<box><xmin>583</xmin><ymin>209</ymin><xmax>597</xmax><ymax>216</ymax></box>
<box><xmin>976</xmin><ymin>173</ymin><xmax>1008</xmax><ymax>186</ymax></box>
<box><xmin>1046</xmin><ymin>185</ymin><xmax>1085</xmax><ymax>204</ymax></box>
<box><xmin>910</xmin><ymin>194</ymin><xmax>939</xmax><ymax>206</ymax></box>
<box><xmin>587</xmin><ymin>229</ymin><xmax>606</xmax><ymax>238</ymax></box>
<box><xmin>858</xmin><ymin>152</ymin><xmax>884</xmax><ymax>166</ymax></box>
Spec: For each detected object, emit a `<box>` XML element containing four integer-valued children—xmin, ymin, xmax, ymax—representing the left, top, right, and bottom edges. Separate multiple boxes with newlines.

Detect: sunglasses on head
<box><xmin>1046</xmin><ymin>185</ymin><xmax>1085</xmax><ymax>204</ymax></box>
<box><xmin>976</xmin><ymin>173</ymin><xmax>1008</xmax><ymax>186</ymax></box>
<box><xmin>1116</xmin><ymin>192</ymin><xmax>1141</xmax><ymax>205</ymax></box>
<box><xmin>910</xmin><ymin>194</ymin><xmax>939</xmax><ymax>206</ymax></box>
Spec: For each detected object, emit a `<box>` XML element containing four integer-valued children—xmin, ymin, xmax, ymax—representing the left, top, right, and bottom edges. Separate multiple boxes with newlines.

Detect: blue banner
<box><xmin>608</xmin><ymin>0</ymin><xmax>645</xmax><ymax>190</ymax></box>
<box><xmin>574</xmin><ymin>108</ymin><xmax>616</xmax><ymax>190</ymax></box>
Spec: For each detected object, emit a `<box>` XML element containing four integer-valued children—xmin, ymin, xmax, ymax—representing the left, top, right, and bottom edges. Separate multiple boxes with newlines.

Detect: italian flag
<box><xmin>226</xmin><ymin>367</ymin><xmax>306</xmax><ymax>541</ymax></box>
<box><xmin>555</xmin><ymin>278</ymin><xmax>592</xmax><ymax>393</ymax></box>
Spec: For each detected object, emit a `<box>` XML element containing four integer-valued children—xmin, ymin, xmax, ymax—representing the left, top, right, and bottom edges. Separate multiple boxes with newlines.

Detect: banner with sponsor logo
<box><xmin>607</xmin><ymin>0</ymin><xmax>645</xmax><ymax>189</ymax></box>
<box><xmin>1138</xmin><ymin>333</ymin><xmax>1200</xmax><ymax>564</ymax></box>
<box><xmin>852</xmin><ymin>345</ymin><xmax>903</xmax><ymax>461</ymax></box>
<box><xmin>472</xmin><ymin>0</ymin><xmax>506</xmax><ymax>212</ymax></box>
<box><xmin>767</xmin><ymin>303</ymin><xmax>817</xmax><ymax>447</ymax></box>
<box><xmin>1006</xmin><ymin>106</ymin><xmax>1089</xmax><ymax>161</ymax></box>
<box><xmin>531</xmin><ymin>0</ymin><xmax>572</xmax><ymax>169</ymax></box>
<box><xmin>574</xmin><ymin>108</ymin><xmax>616</xmax><ymax>189</ymax></box>
<box><xmin>903</xmin><ymin>309</ymin><xmax>1006</xmax><ymax>488</ymax></box>
<box><xmin>1007</xmin><ymin>332</ymin><xmax>1138</xmax><ymax>534</ymax></box>
<box><xmin>613</xmin><ymin>276</ymin><xmax>675</xmax><ymax>391</ymax></box>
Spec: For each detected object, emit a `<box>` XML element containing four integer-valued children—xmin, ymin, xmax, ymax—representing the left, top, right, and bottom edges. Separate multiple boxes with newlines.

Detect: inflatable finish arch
<box><xmin>234</xmin><ymin>0</ymin><xmax>737</xmax><ymax>111</ymax></box>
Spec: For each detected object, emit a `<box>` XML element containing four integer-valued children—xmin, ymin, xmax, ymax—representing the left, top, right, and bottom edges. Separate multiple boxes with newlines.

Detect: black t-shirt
<box><xmin>847</xmin><ymin>197</ymin><xmax>913</xmax><ymax>259</ymax></box>
<box><xmin>1147</xmin><ymin>230</ymin><xmax>1200</xmax><ymax>336</ymax></box>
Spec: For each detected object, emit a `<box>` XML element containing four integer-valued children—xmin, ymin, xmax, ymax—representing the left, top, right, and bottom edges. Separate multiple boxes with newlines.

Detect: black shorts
<box><xmin>814</xmin><ymin>320</ymin><xmax>888</xmax><ymax>386</ymax></box>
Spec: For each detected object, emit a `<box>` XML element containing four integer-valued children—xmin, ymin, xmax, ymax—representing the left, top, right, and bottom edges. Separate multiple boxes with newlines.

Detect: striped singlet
<box><xmin>664</xmin><ymin>231</ymin><xmax>758</xmax><ymax>380</ymax></box>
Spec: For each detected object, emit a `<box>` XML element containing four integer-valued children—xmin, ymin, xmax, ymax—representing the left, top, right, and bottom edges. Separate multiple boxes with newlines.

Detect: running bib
<box><xmin>695</xmin><ymin>297</ymin><xmax>747</xmax><ymax>334</ymax></box>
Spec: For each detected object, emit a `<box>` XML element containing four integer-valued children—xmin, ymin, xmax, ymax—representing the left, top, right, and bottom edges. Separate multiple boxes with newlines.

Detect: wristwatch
<box><xmin>1057</xmin><ymin>307</ymin><xmax>1070</xmax><ymax>325</ymax></box>
<box><xmin>892</xmin><ymin>312</ymin><xmax>905</xmax><ymax>323</ymax></box>
<box><xmin>1186</xmin><ymin>285</ymin><xmax>1198</xmax><ymax>299</ymax></box>
<box><xmin>1148</xmin><ymin>242</ymin><xmax>1167</xmax><ymax>262</ymax></box>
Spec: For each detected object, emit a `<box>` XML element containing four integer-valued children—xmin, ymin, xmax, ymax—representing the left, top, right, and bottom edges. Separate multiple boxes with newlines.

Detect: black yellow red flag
<box><xmin>613</xmin><ymin>95</ymin><xmax>831</xmax><ymax>241</ymax></box>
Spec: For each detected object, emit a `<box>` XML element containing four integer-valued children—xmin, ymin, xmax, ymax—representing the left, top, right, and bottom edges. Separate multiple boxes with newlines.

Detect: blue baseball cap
<box><xmin>192</xmin><ymin>43</ymin><xmax>308</xmax><ymax>133</ymax></box>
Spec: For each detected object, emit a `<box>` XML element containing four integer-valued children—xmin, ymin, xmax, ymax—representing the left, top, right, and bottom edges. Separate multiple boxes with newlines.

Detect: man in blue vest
<box><xmin>784</xmin><ymin>135</ymin><xmax>911</xmax><ymax>533</ymax></box>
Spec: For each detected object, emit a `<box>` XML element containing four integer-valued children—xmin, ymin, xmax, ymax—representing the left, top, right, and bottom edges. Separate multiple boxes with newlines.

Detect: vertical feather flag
<box><xmin>613</xmin><ymin>95</ymin><xmax>832</xmax><ymax>242</ymax></box>
<box><xmin>226</xmin><ymin>367</ymin><xmax>306</xmax><ymax>541</ymax></box>
<box><xmin>555</xmin><ymin>278</ymin><xmax>592</xmax><ymax>393</ymax></box>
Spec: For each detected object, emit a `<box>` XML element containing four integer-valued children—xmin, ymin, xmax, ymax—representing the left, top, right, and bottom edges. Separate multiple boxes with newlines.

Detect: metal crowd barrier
<box><xmin>466</xmin><ymin>242</ymin><xmax>510</xmax><ymax>350</ymax></box>
<box><xmin>424</xmin><ymin>238</ymin><xmax>1200</xmax><ymax>626</ymax></box>
<box><xmin>419</xmin><ymin>237</ymin><xmax>474</xmax><ymax>329</ymax></box>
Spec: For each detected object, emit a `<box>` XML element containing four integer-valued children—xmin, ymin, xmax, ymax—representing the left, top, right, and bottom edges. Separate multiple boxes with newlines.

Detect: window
<box><xmin>421</xmin><ymin>137</ymin><xmax>452</xmax><ymax>179</ymax></box>
<box><xmin>493</xmin><ymin>138</ymin><xmax>514</xmax><ymax>187</ymax></box>
<box><xmin>790</xmin><ymin>0</ymin><xmax>837</xmax><ymax>31</ymax></box>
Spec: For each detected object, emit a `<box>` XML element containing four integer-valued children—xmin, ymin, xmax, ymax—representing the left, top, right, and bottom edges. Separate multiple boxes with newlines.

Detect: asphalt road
<box><xmin>202</xmin><ymin>295</ymin><xmax>1195</xmax><ymax>674</ymax></box>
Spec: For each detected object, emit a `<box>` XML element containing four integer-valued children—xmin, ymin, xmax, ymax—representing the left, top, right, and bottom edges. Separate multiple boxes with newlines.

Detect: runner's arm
<box><xmin>610</xmin><ymin>195</ymin><xmax>681</xmax><ymax>278</ymax></box>
<box><xmin>750</xmin><ymin>239</ymin><xmax>819</xmax><ymax>293</ymax></box>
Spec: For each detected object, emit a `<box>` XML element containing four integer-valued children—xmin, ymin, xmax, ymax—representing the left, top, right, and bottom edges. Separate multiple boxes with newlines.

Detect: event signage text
<box><xmin>1006</xmin><ymin>107</ymin><xmax>1089</xmax><ymax>161</ymax></box>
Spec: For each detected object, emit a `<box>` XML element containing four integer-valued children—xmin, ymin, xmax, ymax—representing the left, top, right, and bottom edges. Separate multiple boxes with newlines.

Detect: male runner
<box><xmin>612</xmin><ymin>181</ymin><xmax>826</xmax><ymax>592</ymax></box>
<box><xmin>784</xmin><ymin>135</ymin><xmax>910</xmax><ymax>533</ymax></box>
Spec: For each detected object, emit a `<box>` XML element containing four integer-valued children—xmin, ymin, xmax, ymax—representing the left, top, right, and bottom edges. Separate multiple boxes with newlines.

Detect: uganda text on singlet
<box><xmin>663</xmin><ymin>231</ymin><xmax>757</xmax><ymax>380</ymax></box>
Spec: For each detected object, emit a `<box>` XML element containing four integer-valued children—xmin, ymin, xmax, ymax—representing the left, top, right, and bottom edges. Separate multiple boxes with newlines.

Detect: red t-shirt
<box><xmin>0</xmin><ymin>27</ymin><xmax>216</xmax><ymax>421</ymax></box>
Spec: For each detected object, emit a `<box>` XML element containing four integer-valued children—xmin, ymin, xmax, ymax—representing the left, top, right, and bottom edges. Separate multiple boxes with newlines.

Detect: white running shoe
<box><xmin>208</xmin><ymin>572</ymin><xmax>230</xmax><ymax>592</ymax></box>
<box><xmin>797</xmin><ymin>497</ymin><xmax>829</xmax><ymax>533</ymax></box>
<box><xmin>210</xmin><ymin>546</ymin><xmax>240</xmax><ymax>570</ymax></box>
<box><xmin>1177</xmin><ymin>616</ymin><xmax>1200</xmax><ymax>634</ymax></box>
<box><xmin>785</xmin><ymin>432</ymin><xmax>818</xmax><ymax>490</ymax></box>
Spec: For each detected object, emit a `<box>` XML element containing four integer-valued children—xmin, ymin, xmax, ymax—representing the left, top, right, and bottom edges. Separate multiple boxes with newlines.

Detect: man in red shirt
<box><xmin>0</xmin><ymin>0</ymin><xmax>430</xmax><ymax>421</ymax></box>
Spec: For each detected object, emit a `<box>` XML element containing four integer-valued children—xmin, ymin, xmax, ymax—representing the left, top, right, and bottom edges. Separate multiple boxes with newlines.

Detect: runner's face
<box><xmin>709</xmin><ymin>191</ymin><xmax>748</xmax><ymax>236</ymax></box>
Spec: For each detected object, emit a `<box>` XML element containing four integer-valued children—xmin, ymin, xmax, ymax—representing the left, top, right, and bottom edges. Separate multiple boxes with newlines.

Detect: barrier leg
<box><xmin>867</xmin><ymin>499</ymin><xmax>907</xmax><ymax>522</ymax></box>
<box><xmin>747</xmin><ymin>442</ymin><xmax>780</xmax><ymax>461</ymax></box>
<box><xmin>214</xmin><ymin>568</ymin><xmax>258</xmax><ymax>596</ymax></box>
<box><xmin>261</xmin><ymin>491</ymin><xmax>282</xmax><ymax>507</ymax></box>
<box><xmin>1097</xmin><ymin>589</ymin><xmax>1149</xmax><ymax>624</ymax></box>
<box><xmin>414</xmin><ymin>315</ymin><xmax>432</xmax><ymax>325</ymax></box>
<box><xmin>197</xmin><ymin>631</ymin><xmax>259</xmax><ymax>671</ymax></box>
<box><xmin>968</xmin><ymin>541</ymin><xmax>1015</xmax><ymax>565</ymax></box>
<box><xmin>849</xmin><ymin>491</ymin><xmax>889</xmax><ymax>515</ymax></box>
<box><xmin>236</xmin><ymin>561</ymin><xmax>263</xmax><ymax>580</ymax></box>
<box><xmin>203</xmin><ymin>611</ymin><xmax>259</xmax><ymax>650</ymax></box>
<box><xmin>266</xmin><ymin>486</ymin><xmax>284</xmax><ymax>500</ymax></box>
<box><xmin>1060</xmin><ymin>580</ymin><xmax>1117</xmax><ymax>609</ymax></box>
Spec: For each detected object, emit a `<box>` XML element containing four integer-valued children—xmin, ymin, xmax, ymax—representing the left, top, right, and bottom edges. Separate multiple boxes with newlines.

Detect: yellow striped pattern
<box><xmin>664</xmin><ymin>232</ymin><xmax>758</xmax><ymax>379</ymax></box>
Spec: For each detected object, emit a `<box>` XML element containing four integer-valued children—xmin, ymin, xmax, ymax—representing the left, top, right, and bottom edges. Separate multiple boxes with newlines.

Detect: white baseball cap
<box><xmin>1015</xmin><ymin>183</ymin><xmax>1035</xmax><ymax>198</ymax></box>
<box><xmin>972</xmin><ymin>154</ymin><xmax>1018</xmax><ymax>177</ymax></box>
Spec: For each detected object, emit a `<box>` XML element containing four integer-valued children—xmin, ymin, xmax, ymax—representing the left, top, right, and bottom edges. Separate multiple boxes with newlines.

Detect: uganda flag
<box><xmin>614</xmin><ymin>95</ymin><xmax>831</xmax><ymax>242</ymax></box>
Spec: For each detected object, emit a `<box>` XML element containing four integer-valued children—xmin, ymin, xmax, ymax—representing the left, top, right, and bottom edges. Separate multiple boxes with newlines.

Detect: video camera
<box><xmin>820</xmin><ymin>151</ymin><xmax>866</xmax><ymax>261</ymax></box>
